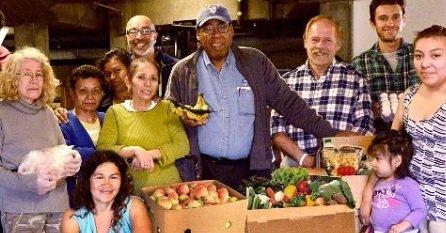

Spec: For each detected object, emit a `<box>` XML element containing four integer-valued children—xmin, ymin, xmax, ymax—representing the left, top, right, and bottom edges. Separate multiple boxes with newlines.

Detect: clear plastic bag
<box><xmin>18</xmin><ymin>145</ymin><xmax>80</xmax><ymax>180</ymax></box>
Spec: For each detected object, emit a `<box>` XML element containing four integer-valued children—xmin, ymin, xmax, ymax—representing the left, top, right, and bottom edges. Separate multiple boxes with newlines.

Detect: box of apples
<box><xmin>141</xmin><ymin>180</ymin><xmax>247</xmax><ymax>233</ymax></box>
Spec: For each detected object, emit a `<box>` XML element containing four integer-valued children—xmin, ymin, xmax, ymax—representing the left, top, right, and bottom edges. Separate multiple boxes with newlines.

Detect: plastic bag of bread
<box><xmin>18</xmin><ymin>144</ymin><xmax>80</xmax><ymax>180</ymax></box>
<box><xmin>322</xmin><ymin>146</ymin><xmax>364</xmax><ymax>176</ymax></box>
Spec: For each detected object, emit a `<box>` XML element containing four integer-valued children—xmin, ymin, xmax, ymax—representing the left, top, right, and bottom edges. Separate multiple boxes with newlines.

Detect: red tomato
<box><xmin>337</xmin><ymin>166</ymin><xmax>356</xmax><ymax>176</ymax></box>
<box><xmin>297</xmin><ymin>181</ymin><xmax>310</xmax><ymax>195</ymax></box>
<box><xmin>345</xmin><ymin>166</ymin><xmax>356</xmax><ymax>175</ymax></box>
<box><xmin>337</xmin><ymin>166</ymin><xmax>346</xmax><ymax>176</ymax></box>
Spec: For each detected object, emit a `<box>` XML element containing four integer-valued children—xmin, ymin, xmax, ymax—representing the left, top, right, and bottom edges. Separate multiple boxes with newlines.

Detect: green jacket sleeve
<box><xmin>97</xmin><ymin>107</ymin><xmax>126</xmax><ymax>153</ymax></box>
<box><xmin>156</xmin><ymin>103</ymin><xmax>190</xmax><ymax>166</ymax></box>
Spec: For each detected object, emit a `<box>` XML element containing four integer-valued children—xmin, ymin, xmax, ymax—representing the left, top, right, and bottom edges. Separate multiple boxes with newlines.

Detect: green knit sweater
<box><xmin>97</xmin><ymin>100</ymin><xmax>189</xmax><ymax>195</ymax></box>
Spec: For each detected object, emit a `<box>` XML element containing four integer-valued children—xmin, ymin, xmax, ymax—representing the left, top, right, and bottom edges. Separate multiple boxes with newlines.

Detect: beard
<box><xmin>129</xmin><ymin>40</ymin><xmax>156</xmax><ymax>57</ymax></box>
<box><xmin>377</xmin><ymin>28</ymin><xmax>401</xmax><ymax>43</ymax></box>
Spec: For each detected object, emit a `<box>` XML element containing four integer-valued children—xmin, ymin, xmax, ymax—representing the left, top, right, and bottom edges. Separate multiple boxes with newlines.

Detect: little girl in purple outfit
<box><xmin>367</xmin><ymin>130</ymin><xmax>426</xmax><ymax>233</ymax></box>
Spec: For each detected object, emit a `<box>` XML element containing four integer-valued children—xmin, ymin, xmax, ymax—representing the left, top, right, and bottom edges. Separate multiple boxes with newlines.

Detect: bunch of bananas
<box><xmin>174</xmin><ymin>94</ymin><xmax>210</xmax><ymax>124</ymax></box>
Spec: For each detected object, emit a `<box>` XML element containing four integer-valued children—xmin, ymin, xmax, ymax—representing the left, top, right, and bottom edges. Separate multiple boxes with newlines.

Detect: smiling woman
<box><xmin>59</xmin><ymin>65</ymin><xmax>107</xmax><ymax>207</ymax></box>
<box><xmin>0</xmin><ymin>47</ymin><xmax>81</xmax><ymax>232</ymax></box>
<box><xmin>61</xmin><ymin>150</ymin><xmax>152</xmax><ymax>233</ymax></box>
<box><xmin>361</xmin><ymin>25</ymin><xmax>446</xmax><ymax>233</ymax></box>
<box><xmin>97</xmin><ymin>58</ymin><xmax>190</xmax><ymax>196</ymax></box>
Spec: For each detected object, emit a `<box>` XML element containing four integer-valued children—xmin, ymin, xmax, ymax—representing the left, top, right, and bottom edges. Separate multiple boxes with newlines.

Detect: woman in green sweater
<box><xmin>97</xmin><ymin>58</ymin><xmax>189</xmax><ymax>195</ymax></box>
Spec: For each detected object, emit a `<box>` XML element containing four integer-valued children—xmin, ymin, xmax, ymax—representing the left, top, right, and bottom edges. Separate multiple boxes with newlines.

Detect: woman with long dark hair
<box><xmin>61</xmin><ymin>150</ymin><xmax>151</xmax><ymax>233</ymax></box>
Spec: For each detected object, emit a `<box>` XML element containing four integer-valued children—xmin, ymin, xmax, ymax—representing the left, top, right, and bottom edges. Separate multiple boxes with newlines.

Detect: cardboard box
<box><xmin>321</xmin><ymin>136</ymin><xmax>373</xmax><ymax>207</ymax></box>
<box><xmin>141</xmin><ymin>180</ymin><xmax>247</xmax><ymax>233</ymax></box>
<box><xmin>322</xmin><ymin>135</ymin><xmax>374</xmax><ymax>150</ymax></box>
<box><xmin>322</xmin><ymin>136</ymin><xmax>374</xmax><ymax>233</ymax></box>
<box><xmin>246</xmin><ymin>205</ymin><xmax>355</xmax><ymax>233</ymax></box>
<box><xmin>306</xmin><ymin>168</ymin><xmax>328</xmax><ymax>176</ymax></box>
<box><xmin>341</xmin><ymin>175</ymin><xmax>368</xmax><ymax>208</ymax></box>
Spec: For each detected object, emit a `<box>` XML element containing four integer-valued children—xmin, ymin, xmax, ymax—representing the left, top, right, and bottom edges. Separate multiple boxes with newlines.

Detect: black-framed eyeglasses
<box><xmin>201</xmin><ymin>23</ymin><xmax>230</xmax><ymax>35</ymax></box>
<box><xmin>126</xmin><ymin>27</ymin><xmax>156</xmax><ymax>38</ymax></box>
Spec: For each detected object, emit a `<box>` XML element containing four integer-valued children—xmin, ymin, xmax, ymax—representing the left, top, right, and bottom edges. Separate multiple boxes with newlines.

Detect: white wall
<box><xmin>352</xmin><ymin>0</ymin><xmax>446</xmax><ymax>57</ymax></box>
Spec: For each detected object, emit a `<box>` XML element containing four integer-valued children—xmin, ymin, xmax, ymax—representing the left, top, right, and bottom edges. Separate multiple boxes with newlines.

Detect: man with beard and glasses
<box><xmin>271</xmin><ymin>15</ymin><xmax>374</xmax><ymax>168</ymax></box>
<box><xmin>352</xmin><ymin>0</ymin><xmax>418</xmax><ymax>132</ymax></box>
<box><xmin>166</xmin><ymin>5</ymin><xmax>356</xmax><ymax>189</ymax></box>
<box><xmin>125</xmin><ymin>15</ymin><xmax>177</xmax><ymax>97</ymax></box>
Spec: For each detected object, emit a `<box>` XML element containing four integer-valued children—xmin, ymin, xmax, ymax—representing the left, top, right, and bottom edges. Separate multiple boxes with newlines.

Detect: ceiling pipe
<box><xmin>92</xmin><ymin>2</ymin><xmax>122</xmax><ymax>15</ymax></box>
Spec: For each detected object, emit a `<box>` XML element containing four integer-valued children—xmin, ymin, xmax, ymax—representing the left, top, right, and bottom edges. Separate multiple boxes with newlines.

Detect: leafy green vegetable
<box><xmin>339</xmin><ymin>180</ymin><xmax>355</xmax><ymax>208</ymax></box>
<box><xmin>271</xmin><ymin>167</ymin><xmax>309</xmax><ymax>186</ymax></box>
<box><xmin>309</xmin><ymin>181</ymin><xmax>322</xmax><ymax>199</ymax></box>
<box><xmin>318</xmin><ymin>180</ymin><xmax>342</xmax><ymax>202</ymax></box>
<box><xmin>317</xmin><ymin>180</ymin><xmax>356</xmax><ymax>209</ymax></box>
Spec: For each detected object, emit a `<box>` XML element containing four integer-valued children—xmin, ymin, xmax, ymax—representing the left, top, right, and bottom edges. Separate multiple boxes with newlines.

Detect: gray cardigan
<box><xmin>0</xmin><ymin>100</ymin><xmax>68</xmax><ymax>213</ymax></box>
<box><xmin>166</xmin><ymin>45</ymin><xmax>338</xmax><ymax>170</ymax></box>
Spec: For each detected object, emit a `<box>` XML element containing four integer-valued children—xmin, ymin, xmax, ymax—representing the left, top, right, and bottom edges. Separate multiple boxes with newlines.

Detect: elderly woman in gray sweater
<box><xmin>0</xmin><ymin>47</ymin><xmax>81</xmax><ymax>232</ymax></box>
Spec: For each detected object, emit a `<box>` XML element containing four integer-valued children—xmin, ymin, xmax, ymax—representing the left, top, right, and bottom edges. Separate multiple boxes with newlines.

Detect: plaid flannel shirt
<box><xmin>351</xmin><ymin>40</ymin><xmax>419</xmax><ymax>101</ymax></box>
<box><xmin>271</xmin><ymin>59</ymin><xmax>374</xmax><ymax>154</ymax></box>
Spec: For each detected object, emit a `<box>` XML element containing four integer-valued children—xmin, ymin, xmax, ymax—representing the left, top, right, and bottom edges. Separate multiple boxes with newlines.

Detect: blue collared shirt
<box><xmin>197</xmin><ymin>50</ymin><xmax>254</xmax><ymax>160</ymax></box>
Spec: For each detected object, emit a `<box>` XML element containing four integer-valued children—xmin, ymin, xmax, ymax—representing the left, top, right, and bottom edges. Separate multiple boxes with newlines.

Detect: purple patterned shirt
<box><xmin>371</xmin><ymin>177</ymin><xmax>427</xmax><ymax>232</ymax></box>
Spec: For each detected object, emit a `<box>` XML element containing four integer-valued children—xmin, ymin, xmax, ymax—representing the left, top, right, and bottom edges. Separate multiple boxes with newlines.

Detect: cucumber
<box><xmin>252</xmin><ymin>195</ymin><xmax>261</xmax><ymax>210</ymax></box>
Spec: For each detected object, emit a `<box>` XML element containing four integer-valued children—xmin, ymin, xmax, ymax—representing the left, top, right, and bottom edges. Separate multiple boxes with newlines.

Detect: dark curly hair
<box><xmin>369</xmin><ymin>0</ymin><xmax>406</xmax><ymax>23</ymax></box>
<box><xmin>73</xmin><ymin>150</ymin><xmax>133</xmax><ymax>230</ymax></box>
<box><xmin>70</xmin><ymin>64</ymin><xmax>106</xmax><ymax>91</ymax></box>
<box><xmin>367</xmin><ymin>129</ymin><xmax>413</xmax><ymax>179</ymax></box>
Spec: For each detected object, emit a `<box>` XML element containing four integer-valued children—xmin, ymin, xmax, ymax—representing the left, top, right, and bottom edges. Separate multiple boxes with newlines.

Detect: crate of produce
<box><xmin>141</xmin><ymin>180</ymin><xmax>246</xmax><ymax>233</ymax></box>
<box><xmin>243</xmin><ymin>168</ymin><xmax>356</xmax><ymax>233</ymax></box>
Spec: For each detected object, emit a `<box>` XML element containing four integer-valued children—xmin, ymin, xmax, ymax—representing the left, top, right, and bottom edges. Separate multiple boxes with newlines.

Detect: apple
<box><xmin>204</xmin><ymin>195</ymin><xmax>218</xmax><ymax>204</ymax></box>
<box><xmin>177</xmin><ymin>183</ymin><xmax>190</xmax><ymax>195</ymax></box>
<box><xmin>181</xmin><ymin>198</ymin><xmax>192</xmax><ymax>208</ymax></box>
<box><xmin>229</xmin><ymin>197</ymin><xmax>238</xmax><ymax>203</ymax></box>
<box><xmin>158</xmin><ymin>198</ymin><xmax>173</xmax><ymax>210</ymax></box>
<box><xmin>169</xmin><ymin>197</ymin><xmax>179</xmax><ymax>206</ymax></box>
<box><xmin>208</xmin><ymin>190</ymin><xmax>218</xmax><ymax>198</ymax></box>
<box><xmin>179</xmin><ymin>194</ymin><xmax>189</xmax><ymax>202</ymax></box>
<box><xmin>172</xmin><ymin>204</ymin><xmax>183</xmax><ymax>210</ymax></box>
<box><xmin>194</xmin><ymin>185</ymin><xmax>209</xmax><ymax>198</ymax></box>
<box><xmin>166</xmin><ymin>187</ymin><xmax>179</xmax><ymax>199</ymax></box>
<box><xmin>217</xmin><ymin>187</ymin><xmax>229</xmax><ymax>198</ymax></box>
<box><xmin>187</xmin><ymin>200</ymin><xmax>203</xmax><ymax>208</ymax></box>
<box><xmin>156</xmin><ymin>195</ymin><xmax>168</xmax><ymax>203</ymax></box>
<box><xmin>152</xmin><ymin>188</ymin><xmax>166</xmax><ymax>198</ymax></box>
<box><xmin>207</xmin><ymin>184</ymin><xmax>217</xmax><ymax>192</ymax></box>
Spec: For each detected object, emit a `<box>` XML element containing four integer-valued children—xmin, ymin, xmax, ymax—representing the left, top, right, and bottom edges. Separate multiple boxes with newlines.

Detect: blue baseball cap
<box><xmin>196</xmin><ymin>4</ymin><xmax>231</xmax><ymax>27</ymax></box>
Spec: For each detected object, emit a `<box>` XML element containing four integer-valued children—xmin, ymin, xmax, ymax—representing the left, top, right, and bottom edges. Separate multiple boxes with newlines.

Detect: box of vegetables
<box><xmin>244</xmin><ymin>168</ymin><xmax>356</xmax><ymax>233</ymax></box>
<box><xmin>321</xmin><ymin>136</ymin><xmax>374</xmax><ymax>207</ymax></box>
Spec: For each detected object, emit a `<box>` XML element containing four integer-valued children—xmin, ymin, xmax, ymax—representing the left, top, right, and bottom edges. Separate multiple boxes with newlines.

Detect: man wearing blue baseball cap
<box><xmin>166</xmin><ymin>4</ymin><xmax>356</xmax><ymax>189</ymax></box>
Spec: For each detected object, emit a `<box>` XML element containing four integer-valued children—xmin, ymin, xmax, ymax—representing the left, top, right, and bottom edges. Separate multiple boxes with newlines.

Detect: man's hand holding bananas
<box><xmin>174</xmin><ymin>94</ymin><xmax>209</xmax><ymax>125</ymax></box>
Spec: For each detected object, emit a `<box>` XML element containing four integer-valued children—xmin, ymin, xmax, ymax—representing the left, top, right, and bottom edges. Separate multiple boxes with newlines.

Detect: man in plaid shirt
<box><xmin>271</xmin><ymin>15</ymin><xmax>374</xmax><ymax>168</ymax></box>
<box><xmin>352</xmin><ymin>0</ymin><xmax>418</xmax><ymax>117</ymax></box>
